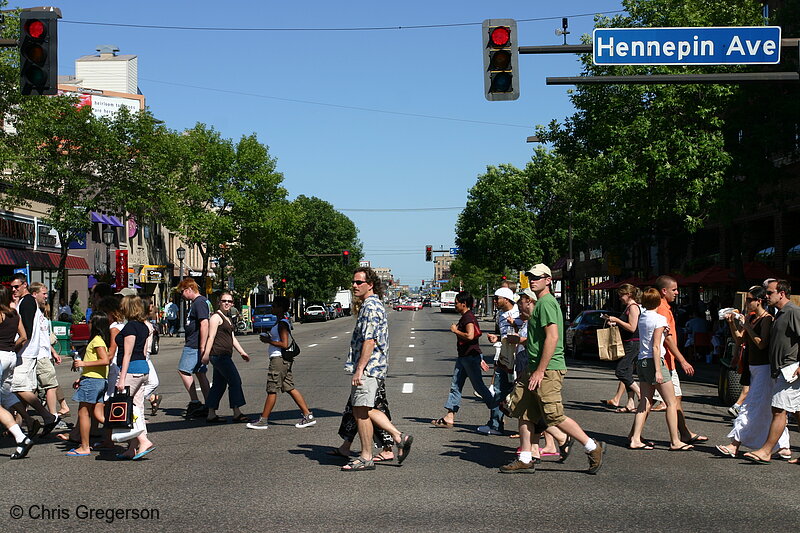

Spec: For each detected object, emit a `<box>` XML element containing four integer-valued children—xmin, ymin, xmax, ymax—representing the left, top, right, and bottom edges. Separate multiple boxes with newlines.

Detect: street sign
<box><xmin>450</xmin><ymin>247</ymin><xmax>460</xmax><ymax>255</ymax></box>
<box><xmin>593</xmin><ymin>26</ymin><xmax>781</xmax><ymax>66</ymax></box>
<box><xmin>359</xmin><ymin>260</ymin><xmax>370</xmax><ymax>268</ymax></box>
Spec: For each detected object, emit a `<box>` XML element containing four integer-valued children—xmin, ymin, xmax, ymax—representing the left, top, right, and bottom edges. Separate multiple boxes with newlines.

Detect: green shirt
<box><xmin>527</xmin><ymin>292</ymin><xmax>566</xmax><ymax>371</ymax></box>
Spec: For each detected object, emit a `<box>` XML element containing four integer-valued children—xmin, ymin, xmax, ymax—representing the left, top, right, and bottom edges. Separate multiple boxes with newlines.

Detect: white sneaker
<box><xmin>246</xmin><ymin>418</ymin><xmax>270</xmax><ymax>430</ymax></box>
<box><xmin>295</xmin><ymin>413</ymin><xmax>316</xmax><ymax>428</ymax></box>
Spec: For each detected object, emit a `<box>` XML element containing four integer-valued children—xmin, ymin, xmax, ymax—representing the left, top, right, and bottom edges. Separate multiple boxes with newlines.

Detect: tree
<box><xmin>271</xmin><ymin>195</ymin><xmax>363</xmax><ymax>302</ymax></box>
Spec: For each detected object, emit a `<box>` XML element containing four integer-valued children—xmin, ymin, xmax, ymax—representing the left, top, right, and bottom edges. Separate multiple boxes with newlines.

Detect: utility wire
<box><xmin>139</xmin><ymin>78</ymin><xmax>531</xmax><ymax>129</ymax></box>
<box><xmin>338</xmin><ymin>207</ymin><xmax>465</xmax><ymax>212</ymax></box>
<box><xmin>59</xmin><ymin>11</ymin><xmax>624</xmax><ymax>32</ymax></box>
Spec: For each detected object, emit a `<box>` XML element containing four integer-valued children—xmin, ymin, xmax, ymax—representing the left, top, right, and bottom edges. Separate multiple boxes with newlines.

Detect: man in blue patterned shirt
<box><xmin>342</xmin><ymin>267</ymin><xmax>414</xmax><ymax>471</ymax></box>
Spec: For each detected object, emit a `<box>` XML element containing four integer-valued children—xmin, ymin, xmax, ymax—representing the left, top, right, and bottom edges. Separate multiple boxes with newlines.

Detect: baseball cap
<box><xmin>494</xmin><ymin>287</ymin><xmax>515</xmax><ymax>301</ymax></box>
<box><xmin>518</xmin><ymin>288</ymin><xmax>537</xmax><ymax>301</ymax></box>
<box><xmin>115</xmin><ymin>287</ymin><xmax>137</xmax><ymax>297</ymax></box>
<box><xmin>525</xmin><ymin>264</ymin><xmax>552</xmax><ymax>278</ymax></box>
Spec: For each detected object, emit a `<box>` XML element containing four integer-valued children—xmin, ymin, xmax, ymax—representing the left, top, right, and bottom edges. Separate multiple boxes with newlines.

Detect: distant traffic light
<box><xmin>281</xmin><ymin>277</ymin><xmax>287</xmax><ymax>284</ymax></box>
<box><xmin>342</xmin><ymin>250</ymin><xmax>350</xmax><ymax>266</ymax></box>
<box><xmin>502</xmin><ymin>275</ymin><xmax>507</xmax><ymax>280</ymax></box>
<box><xmin>425</xmin><ymin>245</ymin><xmax>432</xmax><ymax>262</ymax></box>
<box><xmin>482</xmin><ymin>19</ymin><xmax>519</xmax><ymax>101</ymax></box>
<box><xmin>19</xmin><ymin>10</ymin><xmax>59</xmax><ymax>95</ymax></box>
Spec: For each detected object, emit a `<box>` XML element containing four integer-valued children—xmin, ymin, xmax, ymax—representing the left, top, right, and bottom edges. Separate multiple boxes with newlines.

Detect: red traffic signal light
<box><xmin>19</xmin><ymin>11</ymin><xmax>59</xmax><ymax>95</ymax></box>
<box><xmin>425</xmin><ymin>245</ymin><xmax>432</xmax><ymax>262</ymax></box>
<box><xmin>281</xmin><ymin>278</ymin><xmax>287</xmax><ymax>284</ymax></box>
<box><xmin>342</xmin><ymin>250</ymin><xmax>350</xmax><ymax>266</ymax></box>
<box><xmin>482</xmin><ymin>19</ymin><xmax>519</xmax><ymax>101</ymax></box>
<box><xmin>502</xmin><ymin>275</ymin><xmax>507</xmax><ymax>280</ymax></box>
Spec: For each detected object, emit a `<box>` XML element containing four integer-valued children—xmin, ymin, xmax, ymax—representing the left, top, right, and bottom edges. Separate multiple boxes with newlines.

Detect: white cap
<box><xmin>115</xmin><ymin>287</ymin><xmax>137</xmax><ymax>297</ymax></box>
<box><xmin>494</xmin><ymin>287</ymin><xmax>515</xmax><ymax>301</ymax></box>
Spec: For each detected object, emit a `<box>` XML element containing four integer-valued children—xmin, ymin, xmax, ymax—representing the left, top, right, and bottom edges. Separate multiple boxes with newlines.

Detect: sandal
<box><xmin>206</xmin><ymin>416</ymin><xmax>228</xmax><ymax>424</ymax></box>
<box><xmin>341</xmin><ymin>457</ymin><xmax>375</xmax><ymax>471</ymax></box>
<box><xmin>231</xmin><ymin>414</ymin><xmax>251</xmax><ymax>423</ymax></box>
<box><xmin>396</xmin><ymin>433</ymin><xmax>414</xmax><ymax>465</ymax></box>
<box><xmin>326</xmin><ymin>448</ymin><xmax>350</xmax><ymax>458</ymax></box>
<box><xmin>431</xmin><ymin>417</ymin><xmax>453</xmax><ymax>429</ymax></box>
<box><xmin>558</xmin><ymin>436</ymin><xmax>573</xmax><ymax>463</ymax></box>
<box><xmin>600</xmin><ymin>399</ymin><xmax>621</xmax><ymax>408</ymax></box>
<box><xmin>149</xmin><ymin>394</ymin><xmax>162</xmax><ymax>416</ymax></box>
<box><xmin>615</xmin><ymin>406</ymin><xmax>636</xmax><ymax>413</ymax></box>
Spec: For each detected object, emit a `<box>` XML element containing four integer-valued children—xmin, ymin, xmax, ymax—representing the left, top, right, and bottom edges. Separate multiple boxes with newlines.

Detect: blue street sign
<box><xmin>449</xmin><ymin>247</ymin><xmax>460</xmax><ymax>255</ymax></box>
<box><xmin>593</xmin><ymin>26</ymin><xmax>781</xmax><ymax>66</ymax></box>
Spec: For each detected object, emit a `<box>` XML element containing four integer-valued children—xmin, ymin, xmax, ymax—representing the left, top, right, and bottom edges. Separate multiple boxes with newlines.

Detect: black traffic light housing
<box><xmin>19</xmin><ymin>10</ymin><xmax>59</xmax><ymax>95</ymax></box>
<box><xmin>342</xmin><ymin>250</ymin><xmax>350</xmax><ymax>266</ymax></box>
<box><xmin>425</xmin><ymin>245</ymin><xmax>432</xmax><ymax>262</ymax></box>
<box><xmin>482</xmin><ymin>19</ymin><xmax>519</xmax><ymax>101</ymax></box>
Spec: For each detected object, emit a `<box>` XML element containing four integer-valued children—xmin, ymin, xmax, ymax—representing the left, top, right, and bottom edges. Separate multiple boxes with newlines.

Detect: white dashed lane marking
<box><xmin>402</xmin><ymin>383</ymin><xmax>414</xmax><ymax>393</ymax></box>
<box><xmin>408</xmin><ymin>344</ymin><xmax>415</xmax><ymax>348</ymax></box>
<box><xmin>330</xmin><ymin>336</ymin><xmax>338</xmax><ymax>339</ymax></box>
<box><xmin>308</xmin><ymin>344</ymin><xmax>318</xmax><ymax>347</ymax></box>
<box><xmin>410</xmin><ymin>336</ymin><xmax>416</xmax><ymax>339</ymax></box>
<box><xmin>405</xmin><ymin>357</ymin><xmax>414</xmax><ymax>362</ymax></box>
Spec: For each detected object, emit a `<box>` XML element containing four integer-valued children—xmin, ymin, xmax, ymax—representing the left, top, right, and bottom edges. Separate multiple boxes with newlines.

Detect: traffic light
<box><xmin>281</xmin><ymin>277</ymin><xmax>287</xmax><ymax>284</ymax></box>
<box><xmin>482</xmin><ymin>19</ymin><xmax>519</xmax><ymax>101</ymax></box>
<box><xmin>342</xmin><ymin>250</ymin><xmax>350</xmax><ymax>266</ymax></box>
<box><xmin>19</xmin><ymin>10</ymin><xmax>59</xmax><ymax>95</ymax></box>
<box><xmin>425</xmin><ymin>245</ymin><xmax>432</xmax><ymax>262</ymax></box>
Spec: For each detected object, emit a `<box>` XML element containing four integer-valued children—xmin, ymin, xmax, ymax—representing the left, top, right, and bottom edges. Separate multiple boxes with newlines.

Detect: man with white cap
<box><xmin>501</xmin><ymin>263</ymin><xmax>605</xmax><ymax>474</ymax></box>
<box><xmin>477</xmin><ymin>287</ymin><xmax>519</xmax><ymax>435</ymax></box>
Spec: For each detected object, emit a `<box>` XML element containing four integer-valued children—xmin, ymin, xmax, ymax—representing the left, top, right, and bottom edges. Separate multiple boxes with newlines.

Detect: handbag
<box><xmin>281</xmin><ymin>326</ymin><xmax>301</xmax><ymax>362</ymax></box>
<box><xmin>104</xmin><ymin>386</ymin><xmax>134</xmax><ymax>429</ymax></box>
<box><xmin>597</xmin><ymin>325</ymin><xmax>625</xmax><ymax>361</ymax></box>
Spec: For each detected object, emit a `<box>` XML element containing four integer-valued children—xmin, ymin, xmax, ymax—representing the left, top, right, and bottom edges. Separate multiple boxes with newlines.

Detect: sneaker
<box><xmin>476</xmin><ymin>425</ymin><xmax>503</xmax><ymax>436</ymax></box>
<box><xmin>185</xmin><ymin>402</ymin><xmax>208</xmax><ymax>419</ymax></box>
<box><xmin>246</xmin><ymin>418</ymin><xmax>270</xmax><ymax>430</ymax></box>
<box><xmin>728</xmin><ymin>404</ymin><xmax>741</xmax><ymax>418</ymax></box>
<box><xmin>295</xmin><ymin>413</ymin><xmax>316</xmax><ymax>428</ymax></box>
<box><xmin>499</xmin><ymin>459</ymin><xmax>535</xmax><ymax>473</ymax></box>
<box><xmin>53</xmin><ymin>419</ymin><xmax>71</xmax><ymax>432</ymax></box>
<box><xmin>587</xmin><ymin>441</ymin><xmax>605</xmax><ymax>475</ymax></box>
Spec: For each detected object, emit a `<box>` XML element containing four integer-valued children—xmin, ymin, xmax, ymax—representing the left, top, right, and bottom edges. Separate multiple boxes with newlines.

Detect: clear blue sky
<box><xmin>15</xmin><ymin>1</ymin><xmax>624</xmax><ymax>286</ymax></box>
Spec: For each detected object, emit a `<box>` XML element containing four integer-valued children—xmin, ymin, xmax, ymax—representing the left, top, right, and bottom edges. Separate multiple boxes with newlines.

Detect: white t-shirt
<box><xmin>37</xmin><ymin>316</ymin><xmax>53</xmax><ymax>360</ymax></box>
<box><xmin>267</xmin><ymin>319</ymin><xmax>291</xmax><ymax>358</ymax></box>
<box><xmin>20</xmin><ymin>305</ymin><xmax>45</xmax><ymax>360</ymax></box>
<box><xmin>638</xmin><ymin>310</ymin><xmax>668</xmax><ymax>361</ymax></box>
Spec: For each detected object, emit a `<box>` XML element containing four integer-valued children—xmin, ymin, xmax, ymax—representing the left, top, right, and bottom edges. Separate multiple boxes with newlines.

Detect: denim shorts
<box><xmin>72</xmin><ymin>376</ymin><xmax>107</xmax><ymax>404</ymax></box>
<box><xmin>178</xmin><ymin>346</ymin><xmax>207</xmax><ymax>375</ymax></box>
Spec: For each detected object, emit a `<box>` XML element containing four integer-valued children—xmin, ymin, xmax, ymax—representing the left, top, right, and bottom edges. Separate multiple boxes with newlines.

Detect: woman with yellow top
<box><xmin>66</xmin><ymin>312</ymin><xmax>112</xmax><ymax>456</ymax></box>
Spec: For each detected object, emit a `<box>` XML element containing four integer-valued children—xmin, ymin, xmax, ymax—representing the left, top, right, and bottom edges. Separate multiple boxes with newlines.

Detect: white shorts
<box><xmin>0</xmin><ymin>350</ymin><xmax>20</xmax><ymax>408</ymax></box>
<box><xmin>670</xmin><ymin>369</ymin><xmax>683</xmax><ymax>398</ymax></box>
<box><xmin>11</xmin><ymin>357</ymin><xmax>38</xmax><ymax>393</ymax></box>
<box><xmin>771</xmin><ymin>373</ymin><xmax>800</xmax><ymax>413</ymax></box>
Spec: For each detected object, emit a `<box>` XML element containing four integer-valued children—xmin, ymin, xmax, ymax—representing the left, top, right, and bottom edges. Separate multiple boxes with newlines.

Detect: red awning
<box><xmin>0</xmin><ymin>247</ymin><xmax>89</xmax><ymax>271</ymax></box>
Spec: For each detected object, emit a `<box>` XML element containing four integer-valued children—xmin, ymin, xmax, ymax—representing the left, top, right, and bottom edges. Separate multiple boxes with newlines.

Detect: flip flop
<box><xmin>743</xmin><ymin>452</ymin><xmax>770</xmax><ymax>465</ymax></box>
<box><xmin>431</xmin><ymin>418</ymin><xmax>453</xmax><ymax>428</ymax></box>
<box><xmin>686</xmin><ymin>434</ymin><xmax>708</xmax><ymax>444</ymax></box>
<box><xmin>326</xmin><ymin>448</ymin><xmax>350</xmax><ymax>458</ymax></box>
<box><xmin>669</xmin><ymin>444</ymin><xmax>694</xmax><ymax>452</ymax></box>
<box><xmin>615</xmin><ymin>407</ymin><xmax>636</xmax><ymax>413</ymax></box>
<box><xmin>788</xmin><ymin>458</ymin><xmax>800</xmax><ymax>465</ymax></box>
<box><xmin>231</xmin><ymin>414</ymin><xmax>251</xmax><ymax>423</ymax></box>
<box><xmin>599</xmin><ymin>399</ymin><xmax>621</xmax><ymax>408</ymax></box>
<box><xmin>540</xmin><ymin>451</ymin><xmax>561</xmax><ymax>457</ymax></box>
<box><xmin>206</xmin><ymin>416</ymin><xmax>228</xmax><ymax>424</ymax></box>
<box><xmin>630</xmin><ymin>444</ymin><xmax>655</xmax><ymax>450</ymax></box>
<box><xmin>132</xmin><ymin>447</ymin><xmax>155</xmax><ymax>461</ymax></box>
<box><xmin>372</xmin><ymin>451</ymin><xmax>394</xmax><ymax>463</ymax></box>
<box><xmin>716</xmin><ymin>445</ymin><xmax>736</xmax><ymax>457</ymax></box>
<box><xmin>66</xmin><ymin>448</ymin><xmax>90</xmax><ymax>457</ymax></box>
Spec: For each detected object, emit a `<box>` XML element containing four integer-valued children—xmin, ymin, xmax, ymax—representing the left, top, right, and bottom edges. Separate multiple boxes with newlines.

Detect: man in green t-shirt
<box><xmin>501</xmin><ymin>263</ymin><xmax>606</xmax><ymax>475</ymax></box>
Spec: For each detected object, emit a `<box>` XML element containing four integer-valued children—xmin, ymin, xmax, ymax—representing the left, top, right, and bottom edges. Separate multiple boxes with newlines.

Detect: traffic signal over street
<box><xmin>482</xmin><ymin>19</ymin><xmax>519</xmax><ymax>101</ymax></box>
<box><xmin>342</xmin><ymin>250</ymin><xmax>350</xmax><ymax>266</ymax></box>
<box><xmin>425</xmin><ymin>245</ymin><xmax>432</xmax><ymax>262</ymax></box>
<box><xmin>19</xmin><ymin>10</ymin><xmax>58</xmax><ymax>95</ymax></box>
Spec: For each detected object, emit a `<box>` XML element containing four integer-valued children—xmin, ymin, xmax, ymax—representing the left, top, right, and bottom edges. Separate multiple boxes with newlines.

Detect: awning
<box><xmin>106</xmin><ymin>215</ymin><xmax>124</xmax><ymax>227</ymax></box>
<box><xmin>0</xmin><ymin>247</ymin><xmax>89</xmax><ymax>271</ymax></box>
<box><xmin>89</xmin><ymin>212</ymin><xmax>124</xmax><ymax>227</ymax></box>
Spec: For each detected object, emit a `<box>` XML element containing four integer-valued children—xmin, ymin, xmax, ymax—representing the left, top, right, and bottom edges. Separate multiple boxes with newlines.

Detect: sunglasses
<box><xmin>352</xmin><ymin>280</ymin><xmax>368</xmax><ymax>286</ymax></box>
<box><xmin>219</xmin><ymin>299</ymin><xmax>233</xmax><ymax>303</ymax></box>
<box><xmin>766</xmin><ymin>290</ymin><xmax>777</xmax><ymax>296</ymax></box>
<box><xmin>527</xmin><ymin>275</ymin><xmax>546</xmax><ymax>281</ymax></box>
<box><xmin>10</xmin><ymin>284</ymin><xmax>21</xmax><ymax>289</ymax></box>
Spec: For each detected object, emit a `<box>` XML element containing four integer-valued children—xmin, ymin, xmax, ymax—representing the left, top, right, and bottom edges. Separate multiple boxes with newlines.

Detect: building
<box><xmin>373</xmin><ymin>267</ymin><xmax>393</xmax><ymax>288</ymax></box>
<box><xmin>434</xmin><ymin>253</ymin><xmax>453</xmax><ymax>285</ymax></box>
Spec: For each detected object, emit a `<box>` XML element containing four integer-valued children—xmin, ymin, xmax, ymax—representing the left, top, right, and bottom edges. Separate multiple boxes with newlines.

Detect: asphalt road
<box><xmin>1</xmin><ymin>308</ymin><xmax>799</xmax><ymax>532</ymax></box>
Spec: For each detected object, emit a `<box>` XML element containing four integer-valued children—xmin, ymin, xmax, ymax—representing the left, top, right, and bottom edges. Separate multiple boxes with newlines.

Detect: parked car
<box><xmin>422</xmin><ymin>298</ymin><xmax>431</xmax><ymax>307</ymax></box>
<box><xmin>252</xmin><ymin>305</ymin><xmax>278</xmax><ymax>334</ymax></box>
<box><xmin>301</xmin><ymin>305</ymin><xmax>328</xmax><ymax>323</ymax></box>
<box><xmin>564</xmin><ymin>310</ymin><xmax>620</xmax><ymax>357</ymax></box>
<box><xmin>430</xmin><ymin>300</ymin><xmax>441</xmax><ymax>307</ymax></box>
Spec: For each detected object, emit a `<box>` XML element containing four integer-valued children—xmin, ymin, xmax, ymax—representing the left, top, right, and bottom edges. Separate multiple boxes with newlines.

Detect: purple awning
<box><xmin>106</xmin><ymin>215</ymin><xmax>124</xmax><ymax>227</ymax></box>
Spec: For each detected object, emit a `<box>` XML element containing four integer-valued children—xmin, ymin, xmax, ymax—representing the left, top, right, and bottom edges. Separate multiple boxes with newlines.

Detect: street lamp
<box><xmin>176</xmin><ymin>245</ymin><xmax>186</xmax><ymax>337</ymax></box>
<box><xmin>102</xmin><ymin>226</ymin><xmax>115</xmax><ymax>276</ymax></box>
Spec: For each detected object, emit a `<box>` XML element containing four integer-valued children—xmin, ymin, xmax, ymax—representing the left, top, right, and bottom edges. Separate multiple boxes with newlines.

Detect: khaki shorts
<box><xmin>36</xmin><ymin>357</ymin><xmax>59</xmax><ymax>389</ymax></box>
<box><xmin>509</xmin><ymin>369</ymin><xmax>567</xmax><ymax>427</ymax></box>
<box><xmin>637</xmin><ymin>357</ymin><xmax>671</xmax><ymax>386</ymax></box>
<box><xmin>266</xmin><ymin>356</ymin><xmax>294</xmax><ymax>394</ymax></box>
<box><xmin>350</xmin><ymin>376</ymin><xmax>380</xmax><ymax>408</ymax></box>
<box><xmin>11</xmin><ymin>358</ymin><xmax>38</xmax><ymax>393</ymax></box>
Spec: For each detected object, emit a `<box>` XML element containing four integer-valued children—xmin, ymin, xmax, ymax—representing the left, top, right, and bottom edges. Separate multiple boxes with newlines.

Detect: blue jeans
<box><xmin>444</xmin><ymin>353</ymin><xmax>496</xmax><ymax>412</ymax></box>
<box><xmin>206</xmin><ymin>355</ymin><xmax>246</xmax><ymax>410</ymax></box>
<box><xmin>486</xmin><ymin>368</ymin><xmax>512</xmax><ymax>431</ymax></box>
